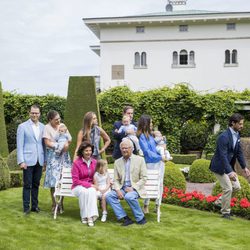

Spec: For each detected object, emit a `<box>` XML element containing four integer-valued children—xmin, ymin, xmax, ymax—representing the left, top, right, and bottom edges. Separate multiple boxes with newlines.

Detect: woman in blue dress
<box><xmin>137</xmin><ymin>114</ymin><xmax>165</xmax><ymax>214</ymax></box>
<box><xmin>43</xmin><ymin>110</ymin><xmax>72</xmax><ymax>213</ymax></box>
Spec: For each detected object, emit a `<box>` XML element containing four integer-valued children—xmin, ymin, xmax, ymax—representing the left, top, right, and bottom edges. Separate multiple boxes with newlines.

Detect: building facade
<box><xmin>83</xmin><ymin>3</ymin><xmax>250</xmax><ymax>92</ymax></box>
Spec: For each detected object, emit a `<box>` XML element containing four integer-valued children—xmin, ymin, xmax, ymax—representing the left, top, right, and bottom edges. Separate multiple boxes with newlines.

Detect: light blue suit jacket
<box><xmin>17</xmin><ymin>119</ymin><xmax>45</xmax><ymax>166</ymax></box>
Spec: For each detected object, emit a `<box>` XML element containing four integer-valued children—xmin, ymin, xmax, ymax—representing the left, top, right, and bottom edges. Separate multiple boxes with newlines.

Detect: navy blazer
<box><xmin>112</xmin><ymin>120</ymin><xmax>137</xmax><ymax>159</ymax></box>
<box><xmin>210</xmin><ymin>128</ymin><xmax>246</xmax><ymax>175</ymax></box>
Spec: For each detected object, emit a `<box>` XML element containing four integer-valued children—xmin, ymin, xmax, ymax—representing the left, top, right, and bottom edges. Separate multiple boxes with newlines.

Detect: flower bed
<box><xmin>162</xmin><ymin>187</ymin><xmax>250</xmax><ymax>219</ymax></box>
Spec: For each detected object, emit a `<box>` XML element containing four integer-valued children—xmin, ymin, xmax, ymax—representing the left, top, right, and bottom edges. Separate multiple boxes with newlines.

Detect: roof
<box><xmin>83</xmin><ymin>10</ymin><xmax>250</xmax><ymax>38</ymax></box>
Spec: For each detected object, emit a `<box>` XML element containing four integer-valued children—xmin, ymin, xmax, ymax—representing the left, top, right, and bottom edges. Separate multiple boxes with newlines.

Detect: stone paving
<box><xmin>186</xmin><ymin>182</ymin><xmax>215</xmax><ymax>196</ymax></box>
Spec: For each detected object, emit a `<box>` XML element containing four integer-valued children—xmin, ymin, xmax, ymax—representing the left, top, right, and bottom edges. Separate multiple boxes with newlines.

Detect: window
<box><xmin>112</xmin><ymin>65</ymin><xmax>124</xmax><ymax>80</ymax></box>
<box><xmin>134</xmin><ymin>52</ymin><xmax>140</xmax><ymax>66</ymax></box>
<box><xmin>134</xmin><ymin>52</ymin><xmax>147</xmax><ymax>68</ymax></box>
<box><xmin>141</xmin><ymin>52</ymin><xmax>147</xmax><ymax>66</ymax></box>
<box><xmin>227</xmin><ymin>23</ymin><xmax>236</xmax><ymax>30</ymax></box>
<box><xmin>225</xmin><ymin>50</ymin><xmax>230</xmax><ymax>64</ymax></box>
<box><xmin>179</xmin><ymin>25</ymin><xmax>188</xmax><ymax>32</ymax></box>
<box><xmin>172</xmin><ymin>50</ymin><xmax>195</xmax><ymax>67</ymax></box>
<box><xmin>173</xmin><ymin>51</ymin><xmax>178</xmax><ymax>65</ymax></box>
<box><xmin>180</xmin><ymin>50</ymin><xmax>188</xmax><ymax>65</ymax></box>
<box><xmin>189</xmin><ymin>51</ymin><xmax>195</xmax><ymax>65</ymax></box>
<box><xmin>224</xmin><ymin>49</ymin><xmax>238</xmax><ymax>66</ymax></box>
<box><xmin>232</xmin><ymin>50</ymin><xmax>237</xmax><ymax>64</ymax></box>
<box><xmin>136</xmin><ymin>26</ymin><xmax>145</xmax><ymax>33</ymax></box>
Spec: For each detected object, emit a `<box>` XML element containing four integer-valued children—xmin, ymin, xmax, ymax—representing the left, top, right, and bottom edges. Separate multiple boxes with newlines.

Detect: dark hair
<box><xmin>137</xmin><ymin>114</ymin><xmax>152</xmax><ymax>138</ymax></box>
<box><xmin>123</xmin><ymin>105</ymin><xmax>134</xmax><ymax>114</ymax></box>
<box><xmin>228</xmin><ymin>113</ymin><xmax>244</xmax><ymax>126</ymax></box>
<box><xmin>47</xmin><ymin>110</ymin><xmax>59</xmax><ymax>121</ymax></box>
<box><xmin>30</xmin><ymin>104</ymin><xmax>40</xmax><ymax>111</ymax></box>
<box><xmin>77</xmin><ymin>141</ymin><xmax>94</xmax><ymax>158</ymax></box>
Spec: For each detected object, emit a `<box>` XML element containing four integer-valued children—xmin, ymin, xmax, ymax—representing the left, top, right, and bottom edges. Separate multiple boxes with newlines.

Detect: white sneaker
<box><xmin>81</xmin><ymin>218</ymin><xmax>87</xmax><ymax>224</ymax></box>
<box><xmin>87</xmin><ymin>218</ymin><xmax>94</xmax><ymax>227</ymax></box>
<box><xmin>101</xmin><ymin>212</ymin><xmax>107</xmax><ymax>222</ymax></box>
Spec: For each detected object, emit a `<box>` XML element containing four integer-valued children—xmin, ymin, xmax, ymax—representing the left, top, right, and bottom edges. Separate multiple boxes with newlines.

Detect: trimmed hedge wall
<box><xmin>171</xmin><ymin>154</ymin><xmax>197</xmax><ymax>165</ymax></box>
<box><xmin>10</xmin><ymin>171</ymin><xmax>23</xmax><ymax>188</ymax></box>
<box><xmin>6</xmin><ymin>149</ymin><xmax>20</xmax><ymax>171</ymax></box>
<box><xmin>64</xmin><ymin>76</ymin><xmax>102</xmax><ymax>158</ymax></box>
<box><xmin>189</xmin><ymin>159</ymin><xmax>216</xmax><ymax>183</ymax></box>
<box><xmin>0</xmin><ymin>82</ymin><xmax>8</xmax><ymax>157</ymax></box>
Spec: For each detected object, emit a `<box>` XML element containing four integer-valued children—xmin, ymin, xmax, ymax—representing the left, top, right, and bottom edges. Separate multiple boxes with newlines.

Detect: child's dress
<box><xmin>94</xmin><ymin>172</ymin><xmax>111</xmax><ymax>199</ymax></box>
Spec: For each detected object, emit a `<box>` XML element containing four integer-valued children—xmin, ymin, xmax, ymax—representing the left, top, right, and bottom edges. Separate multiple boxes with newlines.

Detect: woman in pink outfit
<box><xmin>71</xmin><ymin>142</ymin><xmax>98</xmax><ymax>226</ymax></box>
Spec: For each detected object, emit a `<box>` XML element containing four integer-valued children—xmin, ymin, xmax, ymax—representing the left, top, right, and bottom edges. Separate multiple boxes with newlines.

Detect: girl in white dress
<box><xmin>94</xmin><ymin>160</ymin><xmax>112</xmax><ymax>222</ymax></box>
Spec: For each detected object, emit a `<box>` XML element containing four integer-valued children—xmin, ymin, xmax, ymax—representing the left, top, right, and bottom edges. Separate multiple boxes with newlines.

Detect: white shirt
<box><xmin>31</xmin><ymin>120</ymin><xmax>40</xmax><ymax>141</ymax></box>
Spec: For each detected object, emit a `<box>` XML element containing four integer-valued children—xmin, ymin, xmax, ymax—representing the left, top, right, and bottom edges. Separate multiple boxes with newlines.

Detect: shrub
<box><xmin>164</xmin><ymin>161</ymin><xmax>186</xmax><ymax>191</ymax></box>
<box><xmin>64</xmin><ymin>76</ymin><xmax>103</xmax><ymax>158</ymax></box>
<box><xmin>10</xmin><ymin>171</ymin><xmax>23</xmax><ymax>188</ymax></box>
<box><xmin>206</xmin><ymin>153</ymin><xmax>214</xmax><ymax>160</ymax></box>
<box><xmin>204</xmin><ymin>132</ymin><xmax>220</xmax><ymax>154</ymax></box>
<box><xmin>0</xmin><ymin>82</ymin><xmax>9</xmax><ymax>157</ymax></box>
<box><xmin>6</xmin><ymin>149</ymin><xmax>20</xmax><ymax>171</ymax></box>
<box><xmin>0</xmin><ymin>157</ymin><xmax>10</xmax><ymax>190</ymax></box>
<box><xmin>212</xmin><ymin>175</ymin><xmax>250</xmax><ymax>200</ymax></box>
<box><xmin>172</xmin><ymin>154</ymin><xmax>197</xmax><ymax>165</ymax></box>
<box><xmin>106</xmin><ymin>155</ymin><xmax>114</xmax><ymax>164</ymax></box>
<box><xmin>180</xmin><ymin>119</ymin><xmax>209</xmax><ymax>152</ymax></box>
<box><xmin>189</xmin><ymin>159</ymin><xmax>216</xmax><ymax>183</ymax></box>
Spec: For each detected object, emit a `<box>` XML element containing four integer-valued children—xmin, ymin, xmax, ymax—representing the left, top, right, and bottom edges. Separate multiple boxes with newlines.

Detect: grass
<box><xmin>0</xmin><ymin>179</ymin><xmax>250</xmax><ymax>250</ymax></box>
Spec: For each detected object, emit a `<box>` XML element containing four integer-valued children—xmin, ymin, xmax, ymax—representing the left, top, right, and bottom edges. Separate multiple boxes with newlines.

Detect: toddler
<box><xmin>117</xmin><ymin>115</ymin><xmax>143</xmax><ymax>156</ymax></box>
<box><xmin>54</xmin><ymin>124</ymin><xmax>70</xmax><ymax>155</ymax></box>
<box><xmin>153</xmin><ymin>130</ymin><xmax>173</xmax><ymax>161</ymax></box>
<box><xmin>94</xmin><ymin>159</ymin><xmax>112</xmax><ymax>222</ymax></box>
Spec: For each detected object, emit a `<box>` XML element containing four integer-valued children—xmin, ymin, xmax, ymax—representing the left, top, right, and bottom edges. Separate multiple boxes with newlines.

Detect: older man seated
<box><xmin>106</xmin><ymin>138</ymin><xmax>147</xmax><ymax>226</ymax></box>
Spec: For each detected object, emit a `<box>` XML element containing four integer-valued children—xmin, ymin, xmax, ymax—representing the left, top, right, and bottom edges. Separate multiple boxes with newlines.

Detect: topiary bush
<box><xmin>206</xmin><ymin>153</ymin><xmax>214</xmax><ymax>160</ymax></box>
<box><xmin>189</xmin><ymin>159</ymin><xmax>216</xmax><ymax>183</ymax></box>
<box><xmin>10</xmin><ymin>171</ymin><xmax>23</xmax><ymax>187</ymax></box>
<box><xmin>172</xmin><ymin>154</ymin><xmax>197</xmax><ymax>165</ymax></box>
<box><xmin>164</xmin><ymin>161</ymin><xmax>186</xmax><ymax>191</ymax></box>
<box><xmin>212</xmin><ymin>175</ymin><xmax>250</xmax><ymax>200</ymax></box>
<box><xmin>180</xmin><ymin>119</ymin><xmax>209</xmax><ymax>152</ymax></box>
<box><xmin>6</xmin><ymin>149</ymin><xmax>20</xmax><ymax>171</ymax></box>
<box><xmin>0</xmin><ymin>157</ymin><xmax>10</xmax><ymax>190</ymax></box>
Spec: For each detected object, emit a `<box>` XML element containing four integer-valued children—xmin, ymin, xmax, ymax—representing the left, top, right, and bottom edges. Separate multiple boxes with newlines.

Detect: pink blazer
<box><xmin>71</xmin><ymin>157</ymin><xmax>97</xmax><ymax>189</ymax></box>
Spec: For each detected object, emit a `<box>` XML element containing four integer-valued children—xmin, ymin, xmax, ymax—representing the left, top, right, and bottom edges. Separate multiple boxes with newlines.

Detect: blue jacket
<box><xmin>210</xmin><ymin>128</ymin><xmax>246</xmax><ymax>175</ymax></box>
<box><xmin>17</xmin><ymin>119</ymin><xmax>46</xmax><ymax>166</ymax></box>
<box><xmin>112</xmin><ymin>120</ymin><xmax>137</xmax><ymax>159</ymax></box>
<box><xmin>139</xmin><ymin>133</ymin><xmax>162</xmax><ymax>164</ymax></box>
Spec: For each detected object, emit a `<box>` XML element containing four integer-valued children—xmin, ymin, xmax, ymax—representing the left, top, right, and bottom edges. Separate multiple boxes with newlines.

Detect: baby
<box><xmin>153</xmin><ymin>130</ymin><xmax>173</xmax><ymax>161</ymax></box>
<box><xmin>117</xmin><ymin>115</ymin><xmax>143</xmax><ymax>156</ymax></box>
<box><xmin>54</xmin><ymin>124</ymin><xmax>70</xmax><ymax>155</ymax></box>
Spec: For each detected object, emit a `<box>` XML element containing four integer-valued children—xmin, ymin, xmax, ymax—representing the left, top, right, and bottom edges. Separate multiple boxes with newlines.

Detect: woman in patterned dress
<box><xmin>43</xmin><ymin>110</ymin><xmax>72</xmax><ymax>213</ymax></box>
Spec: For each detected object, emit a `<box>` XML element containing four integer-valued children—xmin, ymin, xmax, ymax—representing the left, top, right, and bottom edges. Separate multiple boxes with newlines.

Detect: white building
<box><xmin>83</xmin><ymin>1</ymin><xmax>250</xmax><ymax>92</ymax></box>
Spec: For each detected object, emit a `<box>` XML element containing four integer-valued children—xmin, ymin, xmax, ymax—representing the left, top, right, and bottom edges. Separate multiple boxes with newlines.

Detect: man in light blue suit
<box><xmin>17</xmin><ymin>104</ymin><xmax>46</xmax><ymax>214</ymax></box>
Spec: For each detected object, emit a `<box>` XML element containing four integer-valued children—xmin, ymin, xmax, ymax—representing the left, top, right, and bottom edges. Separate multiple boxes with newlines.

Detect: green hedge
<box><xmin>10</xmin><ymin>171</ymin><xmax>23</xmax><ymax>188</ymax></box>
<box><xmin>171</xmin><ymin>154</ymin><xmax>197</xmax><ymax>165</ymax></box>
<box><xmin>0</xmin><ymin>157</ymin><xmax>10</xmax><ymax>190</ymax></box>
<box><xmin>189</xmin><ymin>159</ymin><xmax>216</xmax><ymax>183</ymax></box>
<box><xmin>206</xmin><ymin>153</ymin><xmax>214</xmax><ymax>160</ymax></box>
<box><xmin>212</xmin><ymin>176</ymin><xmax>250</xmax><ymax>200</ymax></box>
<box><xmin>0</xmin><ymin>82</ymin><xmax>8</xmax><ymax>157</ymax></box>
<box><xmin>164</xmin><ymin>161</ymin><xmax>186</xmax><ymax>191</ymax></box>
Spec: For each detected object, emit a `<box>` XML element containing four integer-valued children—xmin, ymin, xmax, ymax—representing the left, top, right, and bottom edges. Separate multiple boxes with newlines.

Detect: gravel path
<box><xmin>186</xmin><ymin>182</ymin><xmax>215</xmax><ymax>196</ymax></box>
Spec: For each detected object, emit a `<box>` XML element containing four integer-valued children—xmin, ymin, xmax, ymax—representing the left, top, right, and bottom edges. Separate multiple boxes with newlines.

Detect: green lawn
<box><xmin>0</xmin><ymin>182</ymin><xmax>249</xmax><ymax>250</ymax></box>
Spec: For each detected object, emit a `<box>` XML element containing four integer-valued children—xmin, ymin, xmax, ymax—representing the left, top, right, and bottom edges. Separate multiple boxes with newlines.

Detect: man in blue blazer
<box><xmin>210</xmin><ymin>113</ymin><xmax>250</xmax><ymax>220</ymax></box>
<box><xmin>17</xmin><ymin>104</ymin><xmax>46</xmax><ymax>214</ymax></box>
<box><xmin>112</xmin><ymin>105</ymin><xmax>137</xmax><ymax>159</ymax></box>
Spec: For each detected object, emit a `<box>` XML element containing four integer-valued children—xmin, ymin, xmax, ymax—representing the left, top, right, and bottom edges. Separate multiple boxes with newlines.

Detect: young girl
<box><xmin>94</xmin><ymin>159</ymin><xmax>112</xmax><ymax>222</ymax></box>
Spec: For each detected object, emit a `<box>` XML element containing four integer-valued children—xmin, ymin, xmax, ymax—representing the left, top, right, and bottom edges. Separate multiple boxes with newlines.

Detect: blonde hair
<box><xmin>95</xmin><ymin>159</ymin><xmax>108</xmax><ymax>174</ymax></box>
<box><xmin>82</xmin><ymin>111</ymin><xmax>96</xmax><ymax>142</ymax></box>
<box><xmin>122</xmin><ymin>115</ymin><xmax>130</xmax><ymax>122</ymax></box>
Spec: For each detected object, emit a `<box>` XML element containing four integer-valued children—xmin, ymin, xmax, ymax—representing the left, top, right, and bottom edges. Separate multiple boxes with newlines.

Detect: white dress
<box><xmin>94</xmin><ymin>172</ymin><xmax>111</xmax><ymax>199</ymax></box>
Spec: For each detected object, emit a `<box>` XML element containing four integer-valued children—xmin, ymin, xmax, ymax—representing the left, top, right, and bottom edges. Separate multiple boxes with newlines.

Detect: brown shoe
<box><xmin>143</xmin><ymin>205</ymin><xmax>149</xmax><ymax>214</ymax></box>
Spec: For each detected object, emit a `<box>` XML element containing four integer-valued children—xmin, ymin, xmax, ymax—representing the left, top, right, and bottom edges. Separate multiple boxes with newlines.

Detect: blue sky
<box><xmin>0</xmin><ymin>0</ymin><xmax>250</xmax><ymax>96</ymax></box>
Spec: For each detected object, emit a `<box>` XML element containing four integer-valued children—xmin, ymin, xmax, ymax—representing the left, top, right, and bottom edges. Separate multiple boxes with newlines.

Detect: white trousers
<box><xmin>72</xmin><ymin>186</ymin><xmax>99</xmax><ymax>220</ymax></box>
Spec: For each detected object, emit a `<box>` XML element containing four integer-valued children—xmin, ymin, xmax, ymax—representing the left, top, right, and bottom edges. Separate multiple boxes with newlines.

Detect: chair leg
<box><xmin>53</xmin><ymin>196</ymin><xmax>62</xmax><ymax>219</ymax></box>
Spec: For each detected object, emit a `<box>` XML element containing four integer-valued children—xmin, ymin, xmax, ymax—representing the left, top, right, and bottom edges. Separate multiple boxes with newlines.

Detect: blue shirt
<box><xmin>139</xmin><ymin>133</ymin><xmax>162</xmax><ymax>163</ymax></box>
<box><xmin>229</xmin><ymin>127</ymin><xmax>239</xmax><ymax>149</ymax></box>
